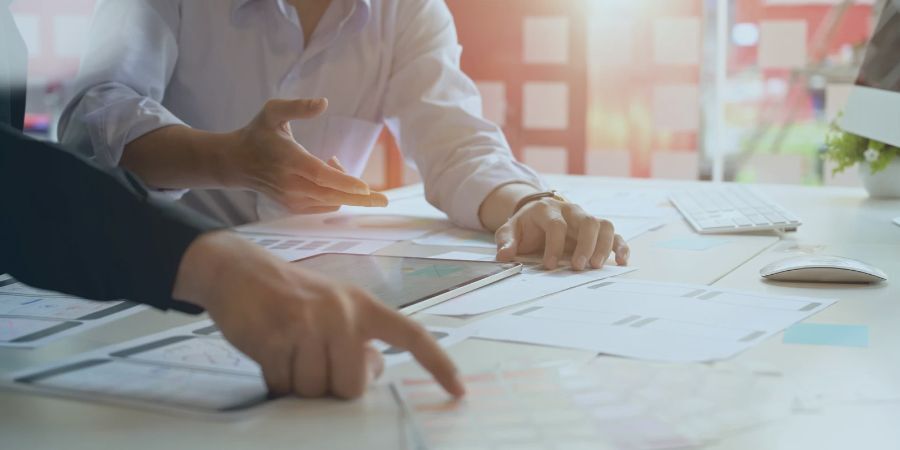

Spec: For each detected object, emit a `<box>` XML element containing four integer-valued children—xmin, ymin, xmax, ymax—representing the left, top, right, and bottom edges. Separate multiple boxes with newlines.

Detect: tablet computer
<box><xmin>291</xmin><ymin>254</ymin><xmax>522</xmax><ymax>314</ymax></box>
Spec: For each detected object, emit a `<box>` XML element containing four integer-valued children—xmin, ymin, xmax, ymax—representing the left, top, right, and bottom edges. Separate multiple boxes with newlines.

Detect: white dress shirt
<box><xmin>59</xmin><ymin>0</ymin><xmax>543</xmax><ymax>228</ymax></box>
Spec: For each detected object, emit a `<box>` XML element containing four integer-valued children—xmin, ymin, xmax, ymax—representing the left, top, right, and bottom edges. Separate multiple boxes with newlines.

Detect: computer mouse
<box><xmin>760</xmin><ymin>256</ymin><xmax>888</xmax><ymax>284</ymax></box>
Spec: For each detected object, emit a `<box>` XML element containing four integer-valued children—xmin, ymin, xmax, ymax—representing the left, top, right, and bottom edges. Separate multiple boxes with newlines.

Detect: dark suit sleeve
<box><xmin>0</xmin><ymin>125</ymin><xmax>222</xmax><ymax>313</ymax></box>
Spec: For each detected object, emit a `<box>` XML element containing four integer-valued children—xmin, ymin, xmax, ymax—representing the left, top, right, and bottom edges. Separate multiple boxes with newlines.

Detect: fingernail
<box><xmin>574</xmin><ymin>255</ymin><xmax>587</xmax><ymax>270</ymax></box>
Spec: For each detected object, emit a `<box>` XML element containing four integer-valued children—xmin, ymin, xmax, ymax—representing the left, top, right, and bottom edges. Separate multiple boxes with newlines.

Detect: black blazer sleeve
<box><xmin>0</xmin><ymin>125</ymin><xmax>222</xmax><ymax>313</ymax></box>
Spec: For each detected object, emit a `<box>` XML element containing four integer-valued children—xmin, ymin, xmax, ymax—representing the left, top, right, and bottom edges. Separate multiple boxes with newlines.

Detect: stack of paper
<box><xmin>396</xmin><ymin>357</ymin><xmax>792</xmax><ymax>450</ymax></box>
<box><xmin>4</xmin><ymin>320</ymin><xmax>469</xmax><ymax>415</ymax></box>
<box><xmin>0</xmin><ymin>277</ymin><xmax>143</xmax><ymax>348</ymax></box>
<box><xmin>464</xmin><ymin>279</ymin><xmax>837</xmax><ymax>362</ymax></box>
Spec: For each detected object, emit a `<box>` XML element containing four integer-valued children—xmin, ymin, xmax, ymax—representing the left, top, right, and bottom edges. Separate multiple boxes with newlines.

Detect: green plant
<box><xmin>824</xmin><ymin>117</ymin><xmax>900</xmax><ymax>175</ymax></box>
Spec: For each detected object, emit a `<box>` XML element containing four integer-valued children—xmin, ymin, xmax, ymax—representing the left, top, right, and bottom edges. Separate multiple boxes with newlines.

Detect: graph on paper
<box><xmin>239</xmin><ymin>233</ymin><xmax>393</xmax><ymax>261</ymax></box>
<box><xmin>0</xmin><ymin>278</ymin><xmax>142</xmax><ymax>347</ymax></box>
<box><xmin>7</xmin><ymin>320</ymin><xmax>470</xmax><ymax>415</ymax></box>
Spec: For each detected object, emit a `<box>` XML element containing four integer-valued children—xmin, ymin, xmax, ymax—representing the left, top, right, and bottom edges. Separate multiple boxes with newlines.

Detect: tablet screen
<box><xmin>291</xmin><ymin>254</ymin><xmax>520</xmax><ymax>310</ymax></box>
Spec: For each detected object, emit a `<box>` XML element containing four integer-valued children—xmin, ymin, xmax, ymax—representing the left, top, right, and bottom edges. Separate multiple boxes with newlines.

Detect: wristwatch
<box><xmin>513</xmin><ymin>190</ymin><xmax>568</xmax><ymax>215</ymax></box>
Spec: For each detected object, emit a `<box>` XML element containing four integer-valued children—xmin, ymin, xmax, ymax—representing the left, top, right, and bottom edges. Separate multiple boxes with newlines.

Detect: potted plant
<box><xmin>825</xmin><ymin>120</ymin><xmax>900</xmax><ymax>198</ymax></box>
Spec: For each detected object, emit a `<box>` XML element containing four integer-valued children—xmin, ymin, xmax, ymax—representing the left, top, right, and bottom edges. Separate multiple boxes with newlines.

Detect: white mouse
<box><xmin>760</xmin><ymin>255</ymin><xmax>888</xmax><ymax>284</ymax></box>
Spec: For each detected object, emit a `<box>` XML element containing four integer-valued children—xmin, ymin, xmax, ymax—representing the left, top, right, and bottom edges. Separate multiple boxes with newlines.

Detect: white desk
<box><xmin>2</xmin><ymin>176</ymin><xmax>899</xmax><ymax>450</ymax></box>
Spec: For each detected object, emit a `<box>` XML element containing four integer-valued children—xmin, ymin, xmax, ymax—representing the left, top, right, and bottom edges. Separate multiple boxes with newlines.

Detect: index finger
<box><xmin>363</xmin><ymin>301</ymin><xmax>465</xmax><ymax>397</ymax></box>
<box><xmin>292</xmin><ymin>151</ymin><xmax>371</xmax><ymax>195</ymax></box>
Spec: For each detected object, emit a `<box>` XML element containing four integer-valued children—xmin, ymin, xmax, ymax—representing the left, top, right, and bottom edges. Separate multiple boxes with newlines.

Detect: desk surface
<box><xmin>2</xmin><ymin>176</ymin><xmax>899</xmax><ymax>450</ymax></box>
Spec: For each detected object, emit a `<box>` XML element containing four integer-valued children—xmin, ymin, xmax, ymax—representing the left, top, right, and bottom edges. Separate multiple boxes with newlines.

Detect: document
<box><xmin>561</xmin><ymin>188</ymin><xmax>678</xmax><ymax>220</ymax></box>
<box><xmin>396</xmin><ymin>357</ymin><xmax>791</xmax><ymax>450</ymax></box>
<box><xmin>413</xmin><ymin>216</ymin><xmax>665</xmax><ymax>250</ymax></box>
<box><xmin>424</xmin><ymin>264</ymin><xmax>637</xmax><ymax>317</ymax></box>
<box><xmin>4</xmin><ymin>320</ymin><xmax>470</xmax><ymax>415</ymax></box>
<box><xmin>240</xmin><ymin>196</ymin><xmax>452</xmax><ymax>241</ymax></box>
<box><xmin>0</xmin><ymin>278</ymin><xmax>144</xmax><ymax>348</ymax></box>
<box><xmin>239</xmin><ymin>232</ymin><xmax>393</xmax><ymax>261</ymax></box>
<box><xmin>464</xmin><ymin>279</ymin><xmax>837</xmax><ymax>362</ymax></box>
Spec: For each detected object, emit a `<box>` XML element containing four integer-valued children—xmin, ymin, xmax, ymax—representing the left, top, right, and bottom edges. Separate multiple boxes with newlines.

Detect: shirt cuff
<box><xmin>446</xmin><ymin>158</ymin><xmax>546</xmax><ymax>230</ymax></box>
<box><xmin>83</xmin><ymin>97</ymin><xmax>189</xmax><ymax>199</ymax></box>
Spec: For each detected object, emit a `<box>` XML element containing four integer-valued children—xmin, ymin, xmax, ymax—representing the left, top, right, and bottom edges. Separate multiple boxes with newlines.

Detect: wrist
<box><xmin>478</xmin><ymin>182</ymin><xmax>541</xmax><ymax>231</ymax></box>
<box><xmin>205</xmin><ymin>130</ymin><xmax>245</xmax><ymax>189</ymax></box>
<box><xmin>173</xmin><ymin>231</ymin><xmax>245</xmax><ymax>309</ymax></box>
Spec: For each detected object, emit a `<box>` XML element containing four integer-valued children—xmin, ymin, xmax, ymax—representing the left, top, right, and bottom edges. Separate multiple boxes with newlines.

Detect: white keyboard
<box><xmin>670</xmin><ymin>185</ymin><xmax>802</xmax><ymax>234</ymax></box>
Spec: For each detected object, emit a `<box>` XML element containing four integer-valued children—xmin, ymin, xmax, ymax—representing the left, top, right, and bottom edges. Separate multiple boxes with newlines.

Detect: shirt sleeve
<box><xmin>57</xmin><ymin>0</ymin><xmax>186</xmax><ymax>199</ymax></box>
<box><xmin>0</xmin><ymin>125</ymin><xmax>220</xmax><ymax>314</ymax></box>
<box><xmin>382</xmin><ymin>0</ymin><xmax>546</xmax><ymax>230</ymax></box>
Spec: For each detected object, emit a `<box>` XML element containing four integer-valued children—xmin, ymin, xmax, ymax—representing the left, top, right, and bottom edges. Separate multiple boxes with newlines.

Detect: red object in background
<box><xmin>448</xmin><ymin>0</ymin><xmax>702</xmax><ymax>178</ymax></box>
<box><xmin>447</xmin><ymin>0</ymin><xmax>589</xmax><ymax>175</ymax></box>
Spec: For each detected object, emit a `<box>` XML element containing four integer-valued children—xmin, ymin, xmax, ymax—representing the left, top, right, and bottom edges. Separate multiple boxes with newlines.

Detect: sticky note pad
<box><xmin>655</xmin><ymin>237</ymin><xmax>730</xmax><ymax>251</ymax></box>
<box><xmin>783</xmin><ymin>323</ymin><xmax>869</xmax><ymax>348</ymax></box>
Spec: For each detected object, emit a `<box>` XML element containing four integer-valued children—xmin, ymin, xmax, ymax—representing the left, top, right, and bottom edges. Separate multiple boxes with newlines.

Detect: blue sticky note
<box><xmin>782</xmin><ymin>323</ymin><xmax>869</xmax><ymax>348</ymax></box>
<box><xmin>655</xmin><ymin>237</ymin><xmax>731</xmax><ymax>251</ymax></box>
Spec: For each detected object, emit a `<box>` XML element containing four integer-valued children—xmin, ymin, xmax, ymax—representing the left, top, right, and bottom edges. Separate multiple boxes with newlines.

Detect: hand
<box><xmin>495</xmin><ymin>198</ymin><xmax>630</xmax><ymax>271</ymax></box>
<box><xmin>173</xmin><ymin>232</ymin><xmax>465</xmax><ymax>399</ymax></box>
<box><xmin>228</xmin><ymin>98</ymin><xmax>388</xmax><ymax>214</ymax></box>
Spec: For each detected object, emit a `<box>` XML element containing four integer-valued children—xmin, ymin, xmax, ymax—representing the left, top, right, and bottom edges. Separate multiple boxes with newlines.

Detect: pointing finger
<box><xmin>363</xmin><ymin>300</ymin><xmax>464</xmax><ymax>397</ymax></box>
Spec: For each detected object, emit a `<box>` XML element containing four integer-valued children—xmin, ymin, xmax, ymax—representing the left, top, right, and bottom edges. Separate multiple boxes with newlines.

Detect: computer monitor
<box><xmin>840</xmin><ymin>0</ymin><xmax>900</xmax><ymax>147</ymax></box>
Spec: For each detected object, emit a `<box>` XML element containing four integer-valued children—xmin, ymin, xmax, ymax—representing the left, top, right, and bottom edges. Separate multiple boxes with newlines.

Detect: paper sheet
<box><xmin>413</xmin><ymin>216</ymin><xmax>665</xmax><ymax>251</ymax></box>
<box><xmin>240</xmin><ymin>196</ymin><xmax>452</xmax><ymax>241</ymax></box>
<box><xmin>4</xmin><ymin>320</ymin><xmax>469</xmax><ymax>416</ymax></box>
<box><xmin>562</xmin><ymin>188</ymin><xmax>677</xmax><ymax>220</ymax></box>
<box><xmin>654</xmin><ymin>236</ymin><xmax>732</xmax><ymax>251</ymax></box>
<box><xmin>424</xmin><ymin>264</ymin><xmax>637</xmax><ymax>317</ymax></box>
<box><xmin>396</xmin><ymin>357</ymin><xmax>792</xmax><ymax>450</ymax></box>
<box><xmin>239</xmin><ymin>232</ymin><xmax>393</xmax><ymax>261</ymax></box>
<box><xmin>465</xmin><ymin>279</ymin><xmax>837</xmax><ymax>362</ymax></box>
<box><xmin>0</xmin><ymin>279</ymin><xmax>144</xmax><ymax>348</ymax></box>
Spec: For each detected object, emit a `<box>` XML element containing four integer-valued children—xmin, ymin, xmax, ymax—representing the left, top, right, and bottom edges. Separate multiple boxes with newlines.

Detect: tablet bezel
<box><xmin>290</xmin><ymin>254</ymin><xmax>523</xmax><ymax>314</ymax></box>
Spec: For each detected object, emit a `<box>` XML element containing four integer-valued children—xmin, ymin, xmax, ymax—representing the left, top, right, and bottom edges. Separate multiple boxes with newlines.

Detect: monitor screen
<box><xmin>840</xmin><ymin>0</ymin><xmax>900</xmax><ymax>147</ymax></box>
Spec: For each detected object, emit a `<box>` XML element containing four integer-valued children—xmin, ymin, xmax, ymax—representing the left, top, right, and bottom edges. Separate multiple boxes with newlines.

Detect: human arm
<box><xmin>0</xmin><ymin>125</ymin><xmax>216</xmax><ymax>312</ymax></box>
<box><xmin>383</xmin><ymin>0</ymin><xmax>629</xmax><ymax>269</ymax></box>
<box><xmin>58</xmin><ymin>0</ymin><xmax>385</xmax><ymax>213</ymax></box>
<box><xmin>173</xmin><ymin>231</ymin><xmax>466</xmax><ymax>399</ymax></box>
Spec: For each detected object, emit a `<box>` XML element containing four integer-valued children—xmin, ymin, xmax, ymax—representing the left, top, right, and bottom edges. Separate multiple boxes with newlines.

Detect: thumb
<box><xmin>328</xmin><ymin>156</ymin><xmax>348</xmax><ymax>173</ymax></box>
<box><xmin>261</xmin><ymin>98</ymin><xmax>328</xmax><ymax>127</ymax></box>
<box><xmin>495</xmin><ymin>222</ymin><xmax>519</xmax><ymax>262</ymax></box>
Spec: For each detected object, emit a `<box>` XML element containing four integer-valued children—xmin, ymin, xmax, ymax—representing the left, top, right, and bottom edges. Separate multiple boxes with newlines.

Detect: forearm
<box><xmin>0</xmin><ymin>126</ymin><xmax>220</xmax><ymax>310</ymax></box>
<box><xmin>122</xmin><ymin>125</ymin><xmax>238</xmax><ymax>190</ymax></box>
<box><xmin>478</xmin><ymin>182</ymin><xmax>541</xmax><ymax>231</ymax></box>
